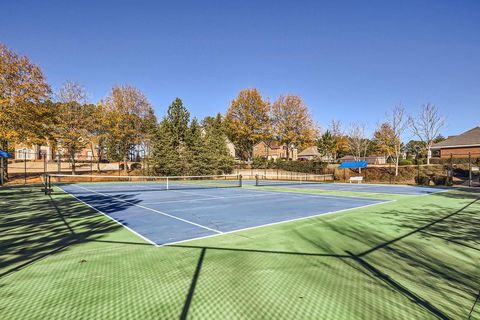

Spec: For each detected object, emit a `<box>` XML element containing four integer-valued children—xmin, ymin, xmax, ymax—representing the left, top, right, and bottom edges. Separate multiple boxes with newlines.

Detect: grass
<box><xmin>0</xmin><ymin>184</ymin><xmax>479</xmax><ymax>319</ymax></box>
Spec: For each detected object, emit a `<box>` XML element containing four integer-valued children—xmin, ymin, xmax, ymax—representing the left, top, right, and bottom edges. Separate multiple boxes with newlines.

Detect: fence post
<box><xmin>57</xmin><ymin>153</ymin><xmax>61</xmax><ymax>174</ymax></box>
<box><xmin>0</xmin><ymin>157</ymin><xmax>4</xmax><ymax>186</ymax></box>
<box><xmin>24</xmin><ymin>151</ymin><xmax>27</xmax><ymax>184</ymax></box>
<box><xmin>468</xmin><ymin>152</ymin><xmax>472</xmax><ymax>187</ymax></box>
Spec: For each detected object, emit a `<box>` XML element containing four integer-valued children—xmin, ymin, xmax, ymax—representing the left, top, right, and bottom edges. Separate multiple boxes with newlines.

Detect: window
<box><xmin>17</xmin><ymin>148</ymin><xmax>33</xmax><ymax>160</ymax></box>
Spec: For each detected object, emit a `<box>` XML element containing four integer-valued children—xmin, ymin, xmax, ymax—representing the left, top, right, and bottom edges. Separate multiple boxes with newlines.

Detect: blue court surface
<box><xmin>58</xmin><ymin>183</ymin><xmax>387</xmax><ymax>246</ymax></box>
<box><xmin>250</xmin><ymin>180</ymin><xmax>442</xmax><ymax>195</ymax></box>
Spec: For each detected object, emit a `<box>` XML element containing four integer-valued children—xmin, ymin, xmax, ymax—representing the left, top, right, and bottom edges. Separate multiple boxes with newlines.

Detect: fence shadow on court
<box><xmin>0</xmin><ymin>186</ymin><xmax>148</xmax><ymax>279</ymax></box>
<box><xmin>171</xmin><ymin>190</ymin><xmax>479</xmax><ymax>319</ymax></box>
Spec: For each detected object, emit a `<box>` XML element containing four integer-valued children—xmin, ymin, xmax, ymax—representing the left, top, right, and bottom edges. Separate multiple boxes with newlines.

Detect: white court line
<box><xmin>72</xmin><ymin>185</ymin><xmax>223</xmax><ymax>235</ymax></box>
<box><xmin>162</xmin><ymin>199</ymin><xmax>396</xmax><ymax>247</ymax></box>
<box><xmin>244</xmin><ymin>187</ymin><xmax>385</xmax><ymax>202</ymax></box>
<box><xmin>142</xmin><ymin>192</ymin><xmax>278</xmax><ymax>205</ymax></box>
<box><xmin>168</xmin><ymin>188</ymin><xmax>224</xmax><ymax>199</ymax></box>
<box><xmin>55</xmin><ymin>186</ymin><xmax>159</xmax><ymax>247</ymax></box>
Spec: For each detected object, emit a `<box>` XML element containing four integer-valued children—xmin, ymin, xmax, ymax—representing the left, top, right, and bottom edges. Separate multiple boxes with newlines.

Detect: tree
<box><xmin>0</xmin><ymin>43</ymin><xmax>52</xmax><ymax>180</ymax></box>
<box><xmin>151</xmin><ymin>104</ymin><xmax>234</xmax><ymax>176</ymax></box>
<box><xmin>271</xmin><ymin>95</ymin><xmax>317</xmax><ymax>160</ymax></box>
<box><xmin>317</xmin><ymin>130</ymin><xmax>336</xmax><ymax>160</ymax></box>
<box><xmin>405</xmin><ymin>140</ymin><xmax>427</xmax><ymax>159</ymax></box>
<box><xmin>202</xmin><ymin>114</ymin><xmax>234</xmax><ymax>174</ymax></box>
<box><xmin>53</xmin><ymin>81</ymin><xmax>94</xmax><ymax>173</ymax></box>
<box><xmin>103</xmin><ymin>85</ymin><xmax>155</xmax><ymax>172</ymax></box>
<box><xmin>225</xmin><ymin>89</ymin><xmax>270</xmax><ymax>161</ymax></box>
<box><xmin>89</xmin><ymin>103</ymin><xmax>110</xmax><ymax>171</ymax></box>
<box><xmin>151</xmin><ymin>118</ymin><xmax>180</xmax><ymax>176</ymax></box>
<box><xmin>329</xmin><ymin>119</ymin><xmax>348</xmax><ymax>160</ymax></box>
<box><xmin>409</xmin><ymin>103</ymin><xmax>445</xmax><ymax>165</ymax></box>
<box><xmin>374</xmin><ymin>105</ymin><xmax>407</xmax><ymax>176</ymax></box>
<box><xmin>151</xmin><ymin>98</ymin><xmax>191</xmax><ymax>176</ymax></box>
<box><xmin>348</xmin><ymin>123</ymin><xmax>369</xmax><ymax>171</ymax></box>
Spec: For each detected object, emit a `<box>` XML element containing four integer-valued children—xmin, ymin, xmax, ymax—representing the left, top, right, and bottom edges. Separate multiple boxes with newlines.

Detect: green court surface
<box><xmin>1</xmin><ymin>185</ymin><xmax>479</xmax><ymax>319</ymax></box>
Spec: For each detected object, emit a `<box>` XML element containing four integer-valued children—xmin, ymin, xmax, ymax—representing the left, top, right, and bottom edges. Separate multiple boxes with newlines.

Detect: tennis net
<box><xmin>45</xmin><ymin>174</ymin><xmax>242</xmax><ymax>194</ymax></box>
<box><xmin>255</xmin><ymin>173</ymin><xmax>334</xmax><ymax>187</ymax></box>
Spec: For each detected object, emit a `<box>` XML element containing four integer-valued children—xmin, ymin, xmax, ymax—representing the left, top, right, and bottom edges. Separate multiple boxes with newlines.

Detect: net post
<box><xmin>239</xmin><ymin>174</ymin><xmax>242</xmax><ymax>187</ymax></box>
<box><xmin>166</xmin><ymin>177</ymin><xmax>169</xmax><ymax>190</ymax></box>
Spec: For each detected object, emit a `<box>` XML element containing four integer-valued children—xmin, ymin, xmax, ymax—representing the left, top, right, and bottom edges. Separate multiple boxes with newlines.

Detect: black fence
<box><xmin>3</xmin><ymin>151</ymin><xmax>152</xmax><ymax>185</ymax></box>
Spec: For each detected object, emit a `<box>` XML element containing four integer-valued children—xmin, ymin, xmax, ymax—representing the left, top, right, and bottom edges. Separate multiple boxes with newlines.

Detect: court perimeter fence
<box><xmin>1</xmin><ymin>152</ymin><xmax>479</xmax><ymax>187</ymax></box>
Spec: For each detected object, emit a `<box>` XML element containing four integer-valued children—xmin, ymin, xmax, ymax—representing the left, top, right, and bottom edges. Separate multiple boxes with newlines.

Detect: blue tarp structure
<box><xmin>0</xmin><ymin>150</ymin><xmax>12</xmax><ymax>158</ymax></box>
<box><xmin>339</xmin><ymin>161</ymin><xmax>368</xmax><ymax>169</ymax></box>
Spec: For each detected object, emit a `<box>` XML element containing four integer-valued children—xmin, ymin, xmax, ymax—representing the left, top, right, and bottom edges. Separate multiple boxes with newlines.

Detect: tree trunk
<box><xmin>395</xmin><ymin>156</ymin><xmax>399</xmax><ymax>176</ymax></box>
<box><xmin>1</xmin><ymin>139</ymin><xmax>8</xmax><ymax>182</ymax></box>
<box><xmin>426</xmin><ymin>146</ymin><xmax>431</xmax><ymax>165</ymax></box>
<box><xmin>71</xmin><ymin>155</ymin><xmax>76</xmax><ymax>174</ymax></box>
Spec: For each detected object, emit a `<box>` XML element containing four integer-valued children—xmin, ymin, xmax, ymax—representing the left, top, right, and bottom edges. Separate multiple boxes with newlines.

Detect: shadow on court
<box><xmin>170</xmin><ymin>190</ymin><xmax>480</xmax><ymax>319</ymax></box>
<box><xmin>0</xmin><ymin>187</ymin><xmax>149</xmax><ymax>279</ymax></box>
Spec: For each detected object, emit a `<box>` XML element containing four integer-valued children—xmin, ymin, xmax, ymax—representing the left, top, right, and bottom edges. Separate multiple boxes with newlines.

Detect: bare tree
<box><xmin>409</xmin><ymin>104</ymin><xmax>445</xmax><ymax>165</ymax></box>
<box><xmin>375</xmin><ymin>105</ymin><xmax>407</xmax><ymax>176</ymax></box>
<box><xmin>348</xmin><ymin>123</ymin><xmax>369</xmax><ymax>172</ymax></box>
<box><xmin>56</xmin><ymin>81</ymin><xmax>88</xmax><ymax>105</ymax></box>
<box><xmin>329</xmin><ymin>119</ymin><xmax>347</xmax><ymax>161</ymax></box>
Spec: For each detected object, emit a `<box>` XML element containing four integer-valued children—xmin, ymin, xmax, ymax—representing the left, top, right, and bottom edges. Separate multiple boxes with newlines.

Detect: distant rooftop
<box><xmin>431</xmin><ymin>127</ymin><xmax>480</xmax><ymax>149</ymax></box>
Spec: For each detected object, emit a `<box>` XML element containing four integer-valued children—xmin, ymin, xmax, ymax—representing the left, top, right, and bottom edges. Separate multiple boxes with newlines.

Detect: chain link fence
<box><xmin>4</xmin><ymin>151</ymin><xmax>152</xmax><ymax>185</ymax></box>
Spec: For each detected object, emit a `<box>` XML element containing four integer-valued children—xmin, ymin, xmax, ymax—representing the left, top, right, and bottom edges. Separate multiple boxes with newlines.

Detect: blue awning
<box><xmin>339</xmin><ymin>161</ymin><xmax>368</xmax><ymax>169</ymax></box>
<box><xmin>0</xmin><ymin>150</ymin><xmax>13</xmax><ymax>158</ymax></box>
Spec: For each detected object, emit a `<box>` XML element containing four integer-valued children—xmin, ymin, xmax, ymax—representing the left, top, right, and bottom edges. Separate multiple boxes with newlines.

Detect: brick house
<box><xmin>14</xmin><ymin>143</ymin><xmax>99</xmax><ymax>161</ymax></box>
<box><xmin>431</xmin><ymin>126</ymin><xmax>480</xmax><ymax>158</ymax></box>
<box><xmin>253</xmin><ymin>141</ymin><xmax>298</xmax><ymax>160</ymax></box>
<box><xmin>14</xmin><ymin>143</ymin><xmax>54</xmax><ymax>161</ymax></box>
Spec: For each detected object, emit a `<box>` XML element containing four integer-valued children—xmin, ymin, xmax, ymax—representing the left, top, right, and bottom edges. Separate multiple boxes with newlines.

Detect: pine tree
<box><xmin>203</xmin><ymin>114</ymin><xmax>234</xmax><ymax>174</ymax></box>
<box><xmin>151</xmin><ymin>119</ymin><xmax>179</xmax><ymax>175</ymax></box>
<box><xmin>186</xmin><ymin>118</ymin><xmax>209</xmax><ymax>175</ymax></box>
<box><xmin>151</xmin><ymin>98</ymin><xmax>191</xmax><ymax>176</ymax></box>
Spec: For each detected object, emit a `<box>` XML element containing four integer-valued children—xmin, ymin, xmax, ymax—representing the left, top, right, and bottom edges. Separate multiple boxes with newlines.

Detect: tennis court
<box><xmin>253</xmin><ymin>175</ymin><xmax>443</xmax><ymax>195</ymax></box>
<box><xmin>52</xmin><ymin>174</ymin><xmax>387</xmax><ymax>245</ymax></box>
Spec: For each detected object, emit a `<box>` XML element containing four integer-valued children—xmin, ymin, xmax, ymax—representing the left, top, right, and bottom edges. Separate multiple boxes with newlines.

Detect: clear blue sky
<box><xmin>1</xmin><ymin>0</ymin><xmax>479</xmax><ymax>137</ymax></box>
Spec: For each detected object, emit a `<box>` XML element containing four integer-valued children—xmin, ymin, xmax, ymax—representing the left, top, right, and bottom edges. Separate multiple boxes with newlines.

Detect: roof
<box><xmin>298</xmin><ymin>146</ymin><xmax>320</xmax><ymax>157</ymax></box>
<box><xmin>431</xmin><ymin>127</ymin><xmax>480</xmax><ymax>149</ymax></box>
<box><xmin>339</xmin><ymin>161</ymin><xmax>368</xmax><ymax>169</ymax></box>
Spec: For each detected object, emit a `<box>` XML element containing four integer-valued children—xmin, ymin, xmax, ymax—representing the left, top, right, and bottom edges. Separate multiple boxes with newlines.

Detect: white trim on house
<box><xmin>430</xmin><ymin>143</ymin><xmax>480</xmax><ymax>150</ymax></box>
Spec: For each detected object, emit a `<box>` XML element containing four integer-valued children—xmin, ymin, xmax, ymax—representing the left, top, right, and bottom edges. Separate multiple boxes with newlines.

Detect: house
<box><xmin>225</xmin><ymin>138</ymin><xmax>236</xmax><ymax>158</ymax></box>
<box><xmin>253</xmin><ymin>141</ymin><xmax>298</xmax><ymax>161</ymax></box>
<box><xmin>339</xmin><ymin>155</ymin><xmax>386</xmax><ymax>165</ymax></box>
<box><xmin>14</xmin><ymin>143</ymin><xmax>99</xmax><ymax>161</ymax></box>
<box><xmin>431</xmin><ymin>126</ymin><xmax>480</xmax><ymax>158</ymax></box>
<box><xmin>297</xmin><ymin>146</ymin><xmax>334</xmax><ymax>162</ymax></box>
<box><xmin>14</xmin><ymin>143</ymin><xmax>54</xmax><ymax>161</ymax></box>
<box><xmin>297</xmin><ymin>146</ymin><xmax>320</xmax><ymax>160</ymax></box>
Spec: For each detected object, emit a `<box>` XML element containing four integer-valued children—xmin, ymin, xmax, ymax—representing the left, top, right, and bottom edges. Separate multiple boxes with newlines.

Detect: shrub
<box><xmin>130</xmin><ymin>162</ymin><xmax>142</xmax><ymax>170</ymax></box>
<box><xmin>415</xmin><ymin>158</ymin><xmax>425</xmax><ymax>165</ymax></box>
<box><xmin>432</xmin><ymin>175</ymin><xmax>447</xmax><ymax>186</ymax></box>
<box><xmin>273</xmin><ymin>160</ymin><xmax>327</xmax><ymax>174</ymax></box>
<box><xmin>415</xmin><ymin>175</ymin><xmax>430</xmax><ymax>185</ymax></box>
<box><xmin>398</xmin><ymin>159</ymin><xmax>412</xmax><ymax>166</ymax></box>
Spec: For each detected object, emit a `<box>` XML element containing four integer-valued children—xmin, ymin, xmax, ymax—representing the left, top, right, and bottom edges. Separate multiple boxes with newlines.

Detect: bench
<box><xmin>349</xmin><ymin>176</ymin><xmax>363</xmax><ymax>183</ymax></box>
